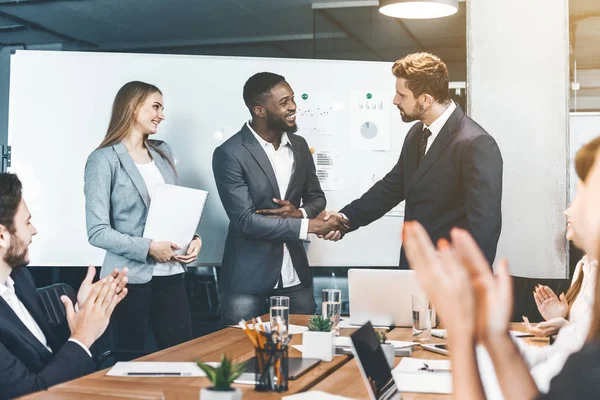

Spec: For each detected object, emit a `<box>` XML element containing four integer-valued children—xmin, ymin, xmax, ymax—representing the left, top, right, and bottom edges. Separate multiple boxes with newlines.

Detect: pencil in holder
<box><xmin>254</xmin><ymin>343</ymin><xmax>289</xmax><ymax>392</ymax></box>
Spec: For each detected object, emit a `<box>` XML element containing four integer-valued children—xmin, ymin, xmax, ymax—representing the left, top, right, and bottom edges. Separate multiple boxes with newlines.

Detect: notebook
<box><xmin>143</xmin><ymin>184</ymin><xmax>208</xmax><ymax>256</ymax></box>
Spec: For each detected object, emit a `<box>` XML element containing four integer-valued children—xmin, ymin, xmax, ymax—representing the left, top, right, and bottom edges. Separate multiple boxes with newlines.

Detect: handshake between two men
<box><xmin>256</xmin><ymin>198</ymin><xmax>349</xmax><ymax>240</ymax></box>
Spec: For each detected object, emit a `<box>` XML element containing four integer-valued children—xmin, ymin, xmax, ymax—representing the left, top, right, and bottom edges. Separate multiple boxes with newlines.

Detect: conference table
<box><xmin>18</xmin><ymin>316</ymin><xmax>547</xmax><ymax>400</ymax></box>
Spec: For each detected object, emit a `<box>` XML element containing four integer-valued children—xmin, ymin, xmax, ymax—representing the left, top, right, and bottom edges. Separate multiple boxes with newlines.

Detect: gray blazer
<box><xmin>84</xmin><ymin>140</ymin><xmax>179</xmax><ymax>284</ymax></box>
<box><xmin>212</xmin><ymin>124</ymin><xmax>326</xmax><ymax>294</ymax></box>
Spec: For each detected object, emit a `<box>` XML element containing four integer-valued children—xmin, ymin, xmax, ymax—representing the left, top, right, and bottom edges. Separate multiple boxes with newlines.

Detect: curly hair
<box><xmin>392</xmin><ymin>52</ymin><xmax>450</xmax><ymax>104</ymax></box>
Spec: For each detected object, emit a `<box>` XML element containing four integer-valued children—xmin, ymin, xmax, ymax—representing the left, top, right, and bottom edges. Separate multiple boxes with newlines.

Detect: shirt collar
<box><xmin>0</xmin><ymin>275</ymin><xmax>15</xmax><ymax>296</ymax></box>
<box><xmin>246</xmin><ymin>121</ymin><xmax>291</xmax><ymax>149</ymax></box>
<box><xmin>423</xmin><ymin>100</ymin><xmax>457</xmax><ymax>136</ymax></box>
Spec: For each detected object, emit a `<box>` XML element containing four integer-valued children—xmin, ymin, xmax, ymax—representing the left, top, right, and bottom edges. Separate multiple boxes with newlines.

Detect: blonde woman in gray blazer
<box><xmin>84</xmin><ymin>81</ymin><xmax>202</xmax><ymax>357</ymax></box>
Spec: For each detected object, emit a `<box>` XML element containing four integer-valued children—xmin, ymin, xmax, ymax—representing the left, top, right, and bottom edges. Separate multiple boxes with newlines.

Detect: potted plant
<box><xmin>197</xmin><ymin>354</ymin><xmax>246</xmax><ymax>400</ymax></box>
<box><xmin>302</xmin><ymin>315</ymin><xmax>336</xmax><ymax>362</ymax></box>
<box><xmin>377</xmin><ymin>330</ymin><xmax>394</xmax><ymax>368</ymax></box>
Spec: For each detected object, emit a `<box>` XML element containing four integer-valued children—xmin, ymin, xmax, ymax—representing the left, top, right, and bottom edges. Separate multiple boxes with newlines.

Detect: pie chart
<box><xmin>360</xmin><ymin>121</ymin><xmax>378</xmax><ymax>139</ymax></box>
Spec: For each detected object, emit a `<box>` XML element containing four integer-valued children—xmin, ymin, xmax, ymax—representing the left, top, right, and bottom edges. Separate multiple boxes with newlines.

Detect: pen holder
<box><xmin>254</xmin><ymin>343</ymin><xmax>289</xmax><ymax>392</ymax></box>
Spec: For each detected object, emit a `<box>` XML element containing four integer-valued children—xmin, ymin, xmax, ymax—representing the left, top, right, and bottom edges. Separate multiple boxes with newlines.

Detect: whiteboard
<box><xmin>569</xmin><ymin>113</ymin><xmax>600</xmax><ymax>200</ymax></box>
<box><xmin>8</xmin><ymin>50</ymin><xmax>413</xmax><ymax>267</ymax></box>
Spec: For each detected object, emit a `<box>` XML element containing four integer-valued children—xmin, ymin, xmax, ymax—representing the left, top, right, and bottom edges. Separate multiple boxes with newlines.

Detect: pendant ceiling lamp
<box><xmin>379</xmin><ymin>0</ymin><xmax>459</xmax><ymax>19</ymax></box>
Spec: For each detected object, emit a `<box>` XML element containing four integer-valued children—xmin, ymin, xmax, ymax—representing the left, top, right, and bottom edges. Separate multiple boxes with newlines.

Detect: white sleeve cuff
<box><xmin>339</xmin><ymin>212</ymin><xmax>348</xmax><ymax>220</ymax></box>
<box><xmin>299</xmin><ymin>218</ymin><xmax>309</xmax><ymax>240</ymax></box>
<box><xmin>299</xmin><ymin>208</ymin><xmax>308</xmax><ymax>219</ymax></box>
<box><xmin>68</xmin><ymin>338</ymin><xmax>92</xmax><ymax>358</ymax></box>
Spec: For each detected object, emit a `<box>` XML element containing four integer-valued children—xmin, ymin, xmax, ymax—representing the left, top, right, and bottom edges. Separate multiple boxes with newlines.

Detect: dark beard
<box><xmin>399</xmin><ymin>102</ymin><xmax>426</xmax><ymax>123</ymax></box>
<box><xmin>266</xmin><ymin>113</ymin><xmax>298</xmax><ymax>134</ymax></box>
<box><xmin>4</xmin><ymin>234</ymin><xmax>29</xmax><ymax>269</ymax></box>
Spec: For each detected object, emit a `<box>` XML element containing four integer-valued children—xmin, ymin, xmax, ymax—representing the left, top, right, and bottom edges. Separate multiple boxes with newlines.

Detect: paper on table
<box><xmin>392</xmin><ymin>358</ymin><xmax>452</xmax><ymax>394</ymax></box>
<box><xmin>107</xmin><ymin>361</ymin><xmax>214</xmax><ymax>377</ymax></box>
<box><xmin>283</xmin><ymin>391</ymin><xmax>353</xmax><ymax>399</ymax></box>
<box><xmin>338</xmin><ymin>317</ymin><xmax>390</xmax><ymax>329</ymax></box>
<box><xmin>293</xmin><ymin>337</ymin><xmax>413</xmax><ymax>354</ymax></box>
<box><xmin>229</xmin><ymin>322</ymin><xmax>308</xmax><ymax>335</ymax></box>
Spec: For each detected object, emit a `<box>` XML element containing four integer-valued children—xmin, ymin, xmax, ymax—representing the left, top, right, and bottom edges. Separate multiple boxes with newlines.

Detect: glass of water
<box><xmin>270</xmin><ymin>296</ymin><xmax>290</xmax><ymax>334</ymax></box>
<box><xmin>322</xmin><ymin>289</ymin><xmax>342</xmax><ymax>332</ymax></box>
<box><xmin>412</xmin><ymin>294</ymin><xmax>432</xmax><ymax>343</ymax></box>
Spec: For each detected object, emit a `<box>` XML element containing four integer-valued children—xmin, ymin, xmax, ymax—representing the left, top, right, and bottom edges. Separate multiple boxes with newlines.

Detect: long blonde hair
<box><xmin>98</xmin><ymin>81</ymin><xmax>175</xmax><ymax>172</ymax></box>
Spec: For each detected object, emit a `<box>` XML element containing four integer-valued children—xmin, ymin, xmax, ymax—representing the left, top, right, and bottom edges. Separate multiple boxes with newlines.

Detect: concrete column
<box><xmin>467</xmin><ymin>0</ymin><xmax>570</xmax><ymax>278</ymax></box>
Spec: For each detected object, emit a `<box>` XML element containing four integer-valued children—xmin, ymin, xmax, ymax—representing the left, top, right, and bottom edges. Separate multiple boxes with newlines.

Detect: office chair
<box><xmin>36</xmin><ymin>283</ymin><xmax>77</xmax><ymax>326</ymax></box>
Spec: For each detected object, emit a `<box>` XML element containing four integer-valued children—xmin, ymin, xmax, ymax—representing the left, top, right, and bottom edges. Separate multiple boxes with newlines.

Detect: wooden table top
<box><xmin>19</xmin><ymin>318</ymin><xmax>548</xmax><ymax>400</ymax></box>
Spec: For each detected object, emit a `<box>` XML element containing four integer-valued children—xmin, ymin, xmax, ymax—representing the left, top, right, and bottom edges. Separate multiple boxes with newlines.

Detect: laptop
<box><xmin>350</xmin><ymin>322</ymin><xmax>401</xmax><ymax>400</ymax></box>
<box><xmin>348</xmin><ymin>269</ymin><xmax>424</xmax><ymax>327</ymax></box>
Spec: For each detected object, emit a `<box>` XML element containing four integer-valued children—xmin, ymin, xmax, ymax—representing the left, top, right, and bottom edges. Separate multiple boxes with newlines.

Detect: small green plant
<box><xmin>197</xmin><ymin>354</ymin><xmax>246</xmax><ymax>391</ymax></box>
<box><xmin>376</xmin><ymin>330</ymin><xmax>388</xmax><ymax>344</ymax></box>
<box><xmin>308</xmin><ymin>315</ymin><xmax>333</xmax><ymax>332</ymax></box>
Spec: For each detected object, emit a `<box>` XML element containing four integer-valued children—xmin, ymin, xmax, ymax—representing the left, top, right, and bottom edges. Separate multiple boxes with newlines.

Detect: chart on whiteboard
<box><xmin>312</xmin><ymin>150</ymin><xmax>343</xmax><ymax>191</ymax></box>
<box><xmin>348</xmin><ymin>90</ymin><xmax>392</xmax><ymax>151</ymax></box>
<box><xmin>295</xmin><ymin>91</ymin><xmax>345</xmax><ymax>135</ymax></box>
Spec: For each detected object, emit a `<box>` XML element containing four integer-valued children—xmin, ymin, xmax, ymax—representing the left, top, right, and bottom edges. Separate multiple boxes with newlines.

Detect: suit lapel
<box><xmin>148</xmin><ymin>146</ymin><xmax>176</xmax><ymax>185</ymax></box>
<box><xmin>284</xmin><ymin>134</ymin><xmax>302</xmax><ymax>200</ymax></box>
<box><xmin>241</xmin><ymin>125</ymin><xmax>282</xmax><ymax>199</ymax></box>
<box><xmin>113</xmin><ymin>142</ymin><xmax>150</xmax><ymax>208</ymax></box>
<box><xmin>407</xmin><ymin>106</ymin><xmax>465</xmax><ymax>195</ymax></box>
<box><xmin>1</xmin><ymin>271</ymin><xmax>54</xmax><ymax>358</ymax></box>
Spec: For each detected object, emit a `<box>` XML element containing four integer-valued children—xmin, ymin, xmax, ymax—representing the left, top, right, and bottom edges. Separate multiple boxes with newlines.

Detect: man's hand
<box><xmin>63</xmin><ymin>276</ymin><xmax>128</xmax><ymax>349</ymax></box>
<box><xmin>308</xmin><ymin>211</ymin><xmax>350</xmax><ymax>236</ymax></box>
<box><xmin>256</xmin><ymin>199</ymin><xmax>304</xmax><ymax>218</ymax></box>
<box><xmin>316</xmin><ymin>211</ymin><xmax>348</xmax><ymax>241</ymax></box>
<box><xmin>175</xmin><ymin>236</ymin><xmax>203</xmax><ymax>264</ymax></box>
<box><xmin>149</xmin><ymin>240</ymin><xmax>181</xmax><ymax>263</ymax></box>
<box><xmin>534</xmin><ymin>285</ymin><xmax>568</xmax><ymax>321</ymax></box>
<box><xmin>77</xmin><ymin>265</ymin><xmax>128</xmax><ymax>308</ymax></box>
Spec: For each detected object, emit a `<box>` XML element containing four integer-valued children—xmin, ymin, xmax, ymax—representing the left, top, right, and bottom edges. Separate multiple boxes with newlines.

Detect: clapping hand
<box><xmin>77</xmin><ymin>265</ymin><xmax>128</xmax><ymax>308</ymax></box>
<box><xmin>522</xmin><ymin>316</ymin><xmax>568</xmax><ymax>337</ymax></box>
<box><xmin>533</xmin><ymin>285</ymin><xmax>568</xmax><ymax>321</ymax></box>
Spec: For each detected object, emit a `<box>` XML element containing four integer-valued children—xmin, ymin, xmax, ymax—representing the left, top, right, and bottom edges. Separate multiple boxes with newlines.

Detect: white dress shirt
<box><xmin>568</xmin><ymin>256</ymin><xmax>597</xmax><ymax>323</ymax></box>
<box><xmin>247</xmin><ymin>122</ymin><xmax>309</xmax><ymax>288</ymax></box>
<box><xmin>135</xmin><ymin>160</ymin><xmax>185</xmax><ymax>277</ymax></box>
<box><xmin>422</xmin><ymin>100</ymin><xmax>457</xmax><ymax>154</ymax></box>
<box><xmin>0</xmin><ymin>276</ymin><xmax>91</xmax><ymax>357</ymax></box>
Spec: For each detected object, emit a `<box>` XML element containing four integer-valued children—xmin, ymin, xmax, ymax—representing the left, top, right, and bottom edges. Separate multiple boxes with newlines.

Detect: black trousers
<box><xmin>219</xmin><ymin>284</ymin><xmax>316</xmax><ymax>327</ymax></box>
<box><xmin>110</xmin><ymin>273</ymin><xmax>192</xmax><ymax>359</ymax></box>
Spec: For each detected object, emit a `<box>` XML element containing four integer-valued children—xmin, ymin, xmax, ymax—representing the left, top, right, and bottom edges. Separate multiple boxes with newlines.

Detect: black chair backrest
<box><xmin>36</xmin><ymin>283</ymin><xmax>77</xmax><ymax>327</ymax></box>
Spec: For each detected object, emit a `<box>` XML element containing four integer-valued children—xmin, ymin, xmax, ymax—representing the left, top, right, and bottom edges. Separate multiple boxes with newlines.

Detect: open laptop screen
<box><xmin>350</xmin><ymin>322</ymin><xmax>398</xmax><ymax>400</ymax></box>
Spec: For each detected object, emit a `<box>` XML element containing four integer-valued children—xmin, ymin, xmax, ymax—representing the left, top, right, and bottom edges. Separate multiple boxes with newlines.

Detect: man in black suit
<box><xmin>213</xmin><ymin>72</ymin><xmax>349</xmax><ymax>326</ymax></box>
<box><xmin>325</xmin><ymin>53</ymin><xmax>503</xmax><ymax>268</ymax></box>
<box><xmin>0</xmin><ymin>173</ymin><xmax>128</xmax><ymax>399</ymax></box>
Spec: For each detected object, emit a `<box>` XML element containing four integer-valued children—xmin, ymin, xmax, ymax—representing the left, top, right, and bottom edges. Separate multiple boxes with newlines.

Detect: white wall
<box><xmin>467</xmin><ymin>0</ymin><xmax>570</xmax><ymax>278</ymax></box>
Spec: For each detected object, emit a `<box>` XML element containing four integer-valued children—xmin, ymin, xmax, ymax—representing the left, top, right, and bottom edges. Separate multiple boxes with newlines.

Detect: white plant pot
<box><xmin>200</xmin><ymin>387</ymin><xmax>242</xmax><ymax>400</ymax></box>
<box><xmin>302</xmin><ymin>330</ymin><xmax>336</xmax><ymax>362</ymax></box>
<box><xmin>380</xmin><ymin>343</ymin><xmax>395</xmax><ymax>368</ymax></box>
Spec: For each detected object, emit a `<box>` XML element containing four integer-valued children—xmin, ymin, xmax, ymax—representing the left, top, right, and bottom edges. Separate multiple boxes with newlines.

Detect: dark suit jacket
<box><xmin>0</xmin><ymin>268</ymin><xmax>95</xmax><ymax>399</ymax></box>
<box><xmin>213</xmin><ymin>124</ymin><xmax>326</xmax><ymax>294</ymax></box>
<box><xmin>340</xmin><ymin>106</ymin><xmax>503</xmax><ymax>268</ymax></box>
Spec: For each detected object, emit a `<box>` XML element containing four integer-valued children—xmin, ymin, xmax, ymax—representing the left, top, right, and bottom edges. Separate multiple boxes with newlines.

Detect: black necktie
<box><xmin>417</xmin><ymin>128</ymin><xmax>432</xmax><ymax>167</ymax></box>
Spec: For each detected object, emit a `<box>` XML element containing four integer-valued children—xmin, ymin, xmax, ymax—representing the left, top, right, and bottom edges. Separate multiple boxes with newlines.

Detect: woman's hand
<box><xmin>534</xmin><ymin>285</ymin><xmax>568</xmax><ymax>321</ymax></box>
<box><xmin>522</xmin><ymin>316</ymin><xmax>568</xmax><ymax>336</ymax></box>
<box><xmin>149</xmin><ymin>240</ymin><xmax>180</xmax><ymax>263</ymax></box>
<box><xmin>175</xmin><ymin>236</ymin><xmax>202</xmax><ymax>264</ymax></box>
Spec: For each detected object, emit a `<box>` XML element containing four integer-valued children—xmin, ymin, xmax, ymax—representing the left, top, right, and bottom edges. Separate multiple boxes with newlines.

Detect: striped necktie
<box><xmin>417</xmin><ymin>128</ymin><xmax>432</xmax><ymax>167</ymax></box>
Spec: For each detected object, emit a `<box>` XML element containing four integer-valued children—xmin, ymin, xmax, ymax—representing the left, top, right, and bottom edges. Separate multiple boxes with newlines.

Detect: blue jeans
<box><xmin>220</xmin><ymin>284</ymin><xmax>316</xmax><ymax>327</ymax></box>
